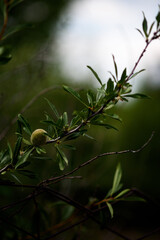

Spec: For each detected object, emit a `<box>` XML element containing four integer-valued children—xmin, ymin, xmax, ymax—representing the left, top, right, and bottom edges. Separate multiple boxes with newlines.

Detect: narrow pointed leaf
<box><xmin>114</xmin><ymin>189</ymin><xmax>130</xmax><ymax>199</ymax></box>
<box><xmin>104</xmin><ymin>113</ymin><xmax>122</xmax><ymax>122</ymax></box>
<box><xmin>56</xmin><ymin>146</ymin><xmax>68</xmax><ymax>170</ymax></box>
<box><xmin>136</xmin><ymin>28</ymin><xmax>144</xmax><ymax>38</ymax></box>
<box><xmin>12</xmin><ymin>137</ymin><xmax>22</xmax><ymax>165</ymax></box>
<box><xmin>106</xmin><ymin>78</ymin><xmax>114</xmax><ymax>93</ymax></box>
<box><xmin>3</xmin><ymin>23</ymin><xmax>33</xmax><ymax>40</ymax></box>
<box><xmin>106</xmin><ymin>202</ymin><xmax>114</xmax><ymax>218</ymax></box>
<box><xmin>142</xmin><ymin>12</ymin><xmax>148</xmax><ymax>37</ymax></box>
<box><xmin>124</xmin><ymin>196</ymin><xmax>146</xmax><ymax>202</ymax></box>
<box><xmin>45</xmin><ymin>98</ymin><xmax>59</xmax><ymax>118</ymax></box>
<box><xmin>87</xmin><ymin>65</ymin><xmax>102</xmax><ymax>86</ymax></box>
<box><xmin>112</xmin><ymin>55</ymin><xmax>118</xmax><ymax>80</ymax></box>
<box><xmin>15</xmin><ymin>148</ymin><xmax>33</xmax><ymax>169</ymax></box>
<box><xmin>87</xmin><ymin>91</ymin><xmax>94</xmax><ymax>107</ymax></box>
<box><xmin>124</xmin><ymin>93</ymin><xmax>150</xmax><ymax>99</ymax></box>
<box><xmin>63</xmin><ymin>85</ymin><xmax>89</xmax><ymax>108</ymax></box>
<box><xmin>110</xmin><ymin>163</ymin><xmax>122</xmax><ymax>196</ymax></box>
<box><xmin>18</xmin><ymin>114</ymin><xmax>32</xmax><ymax>135</ymax></box>
<box><xmin>129</xmin><ymin>69</ymin><xmax>145</xmax><ymax>80</ymax></box>
<box><xmin>119</xmin><ymin>68</ymin><xmax>127</xmax><ymax>84</ymax></box>
<box><xmin>148</xmin><ymin>22</ymin><xmax>155</xmax><ymax>36</ymax></box>
<box><xmin>7</xmin><ymin>143</ymin><xmax>13</xmax><ymax>160</ymax></box>
<box><xmin>63</xmin><ymin>112</ymin><xmax>68</xmax><ymax>126</ymax></box>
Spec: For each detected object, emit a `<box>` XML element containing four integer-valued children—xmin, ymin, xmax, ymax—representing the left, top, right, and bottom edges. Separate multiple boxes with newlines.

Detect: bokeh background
<box><xmin>0</xmin><ymin>0</ymin><xmax>160</xmax><ymax>239</ymax></box>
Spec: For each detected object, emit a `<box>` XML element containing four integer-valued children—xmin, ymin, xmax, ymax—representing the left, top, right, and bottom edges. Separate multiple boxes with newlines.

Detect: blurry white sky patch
<box><xmin>53</xmin><ymin>0</ymin><xmax>160</xmax><ymax>90</ymax></box>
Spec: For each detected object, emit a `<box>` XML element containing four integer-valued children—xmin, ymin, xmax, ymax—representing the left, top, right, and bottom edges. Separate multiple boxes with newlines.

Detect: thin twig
<box><xmin>41</xmin><ymin>131</ymin><xmax>155</xmax><ymax>186</ymax></box>
<box><xmin>43</xmin><ymin>186</ymin><xmax>131</xmax><ymax>240</ymax></box>
<box><xmin>136</xmin><ymin>226</ymin><xmax>160</xmax><ymax>240</ymax></box>
<box><xmin>126</xmin><ymin>29</ymin><xmax>160</xmax><ymax>82</ymax></box>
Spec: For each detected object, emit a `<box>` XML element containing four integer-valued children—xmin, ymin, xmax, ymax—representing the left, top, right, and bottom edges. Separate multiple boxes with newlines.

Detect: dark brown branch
<box><xmin>136</xmin><ymin>226</ymin><xmax>160</xmax><ymax>240</ymax></box>
<box><xmin>41</xmin><ymin>131</ymin><xmax>154</xmax><ymax>186</ymax></box>
<box><xmin>126</xmin><ymin>29</ymin><xmax>160</xmax><ymax>82</ymax></box>
<box><xmin>43</xmin><ymin>186</ymin><xmax>131</xmax><ymax>240</ymax></box>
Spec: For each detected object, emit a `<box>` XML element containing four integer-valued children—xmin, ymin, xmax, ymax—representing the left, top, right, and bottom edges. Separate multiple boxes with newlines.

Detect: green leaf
<box><xmin>129</xmin><ymin>69</ymin><xmax>145</xmax><ymax>80</ymax></box>
<box><xmin>17</xmin><ymin>169</ymin><xmax>36</xmax><ymax>179</ymax></box>
<box><xmin>64</xmin><ymin>132</ymin><xmax>82</xmax><ymax>141</ymax></box>
<box><xmin>62</xmin><ymin>144</ymin><xmax>76</xmax><ymax>150</ymax></box>
<box><xmin>0</xmin><ymin>46</ymin><xmax>12</xmax><ymax>65</ymax></box>
<box><xmin>62</xmin><ymin>205</ymin><xmax>75</xmax><ymax>220</ymax></box>
<box><xmin>114</xmin><ymin>189</ymin><xmax>130</xmax><ymax>199</ymax></box>
<box><xmin>36</xmin><ymin>147</ymin><xmax>46</xmax><ymax>154</ymax></box>
<box><xmin>87</xmin><ymin>90</ymin><xmax>94</xmax><ymax>107</ymax></box>
<box><xmin>22</xmin><ymin>138</ymin><xmax>31</xmax><ymax>145</ymax></box>
<box><xmin>136</xmin><ymin>28</ymin><xmax>144</xmax><ymax>38</ymax></box>
<box><xmin>142</xmin><ymin>12</ymin><xmax>148</xmax><ymax>37</ymax></box>
<box><xmin>15</xmin><ymin>148</ymin><xmax>33</xmax><ymax>169</ymax></box>
<box><xmin>112</xmin><ymin>55</ymin><xmax>118</xmax><ymax>80</ymax></box>
<box><xmin>96</xmin><ymin>85</ymin><xmax>106</xmax><ymax>103</ymax></box>
<box><xmin>16</xmin><ymin>120</ymin><xmax>22</xmax><ymax>135</ymax></box>
<box><xmin>12</xmin><ymin>137</ymin><xmax>22</xmax><ymax>165</ymax></box>
<box><xmin>91</xmin><ymin>121</ymin><xmax>118</xmax><ymax>131</ymax></box>
<box><xmin>87</xmin><ymin>65</ymin><xmax>103</xmax><ymax>86</ymax></box>
<box><xmin>110</xmin><ymin>163</ymin><xmax>122</xmax><ymax>196</ymax></box>
<box><xmin>63</xmin><ymin>112</ymin><xmax>68</xmax><ymax>126</ymax></box>
<box><xmin>42</xmin><ymin>120</ymin><xmax>59</xmax><ymax>129</ymax></box>
<box><xmin>106</xmin><ymin>78</ymin><xmax>114</xmax><ymax>94</ymax></box>
<box><xmin>10</xmin><ymin>173</ymin><xmax>22</xmax><ymax>185</ymax></box>
<box><xmin>18</xmin><ymin>114</ymin><xmax>32</xmax><ymax>135</ymax></box>
<box><xmin>123</xmin><ymin>196</ymin><xmax>146</xmax><ymax>202</ymax></box>
<box><xmin>56</xmin><ymin>146</ymin><xmax>68</xmax><ymax>170</ymax></box>
<box><xmin>108</xmin><ymin>71</ymin><xmax>116</xmax><ymax>83</ymax></box>
<box><xmin>0</xmin><ymin>149</ymin><xmax>11</xmax><ymax>168</ymax></box>
<box><xmin>148</xmin><ymin>22</ymin><xmax>155</xmax><ymax>36</ymax></box>
<box><xmin>83</xmin><ymin>133</ymin><xmax>96</xmax><ymax>141</ymax></box>
<box><xmin>2</xmin><ymin>23</ymin><xmax>33</xmax><ymax>40</ymax></box>
<box><xmin>32</xmin><ymin>156</ymin><xmax>52</xmax><ymax>161</ymax></box>
<box><xmin>7</xmin><ymin>143</ymin><xmax>13</xmax><ymax>160</ymax></box>
<box><xmin>63</xmin><ymin>85</ymin><xmax>89</xmax><ymax>108</ymax></box>
<box><xmin>104</xmin><ymin>113</ymin><xmax>122</xmax><ymax>122</ymax></box>
<box><xmin>45</xmin><ymin>98</ymin><xmax>59</xmax><ymax>119</ymax></box>
<box><xmin>70</xmin><ymin>115</ymin><xmax>82</xmax><ymax>128</ymax></box>
<box><xmin>124</xmin><ymin>93</ymin><xmax>150</xmax><ymax>99</ymax></box>
<box><xmin>119</xmin><ymin>68</ymin><xmax>127</xmax><ymax>84</ymax></box>
<box><xmin>106</xmin><ymin>202</ymin><xmax>114</xmax><ymax>218</ymax></box>
<box><xmin>156</xmin><ymin>9</ymin><xmax>160</xmax><ymax>28</ymax></box>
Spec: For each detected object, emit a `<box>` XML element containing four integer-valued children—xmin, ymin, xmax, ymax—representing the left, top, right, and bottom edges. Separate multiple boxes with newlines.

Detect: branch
<box><xmin>41</xmin><ymin>131</ymin><xmax>154</xmax><ymax>186</ymax></box>
<box><xmin>126</xmin><ymin>29</ymin><xmax>160</xmax><ymax>82</ymax></box>
<box><xmin>46</xmin><ymin>104</ymin><xmax>107</xmax><ymax>145</ymax></box>
<box><xmin>43</xmin><ymin>186</ymin><xmax>131</xmax><ymax>240</ymax></box>
<box><xmin>136</xmin><ymin>226</ymin><xmax>160</xmax><ymax>240</ymax></box>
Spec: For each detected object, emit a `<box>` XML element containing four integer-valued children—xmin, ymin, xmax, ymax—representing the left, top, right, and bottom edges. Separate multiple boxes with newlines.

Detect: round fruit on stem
<box><xmin>30</xmin><ymin>129</ymin><xmax>48</xmax><ymax>146</ymax></box>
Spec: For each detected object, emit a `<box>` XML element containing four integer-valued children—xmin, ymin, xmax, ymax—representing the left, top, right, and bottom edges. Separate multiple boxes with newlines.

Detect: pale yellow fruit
<box><xmin>30</xmin><ymin>129</ymin><xmax>47</xmax><ymax>146</ymax></box>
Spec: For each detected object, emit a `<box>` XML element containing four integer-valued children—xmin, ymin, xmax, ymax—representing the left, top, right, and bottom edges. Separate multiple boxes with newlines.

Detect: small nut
<box><xmin>30</xmin><ymin>129</ymin><xmax>48</xmax><ymax>146</ymax></box>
